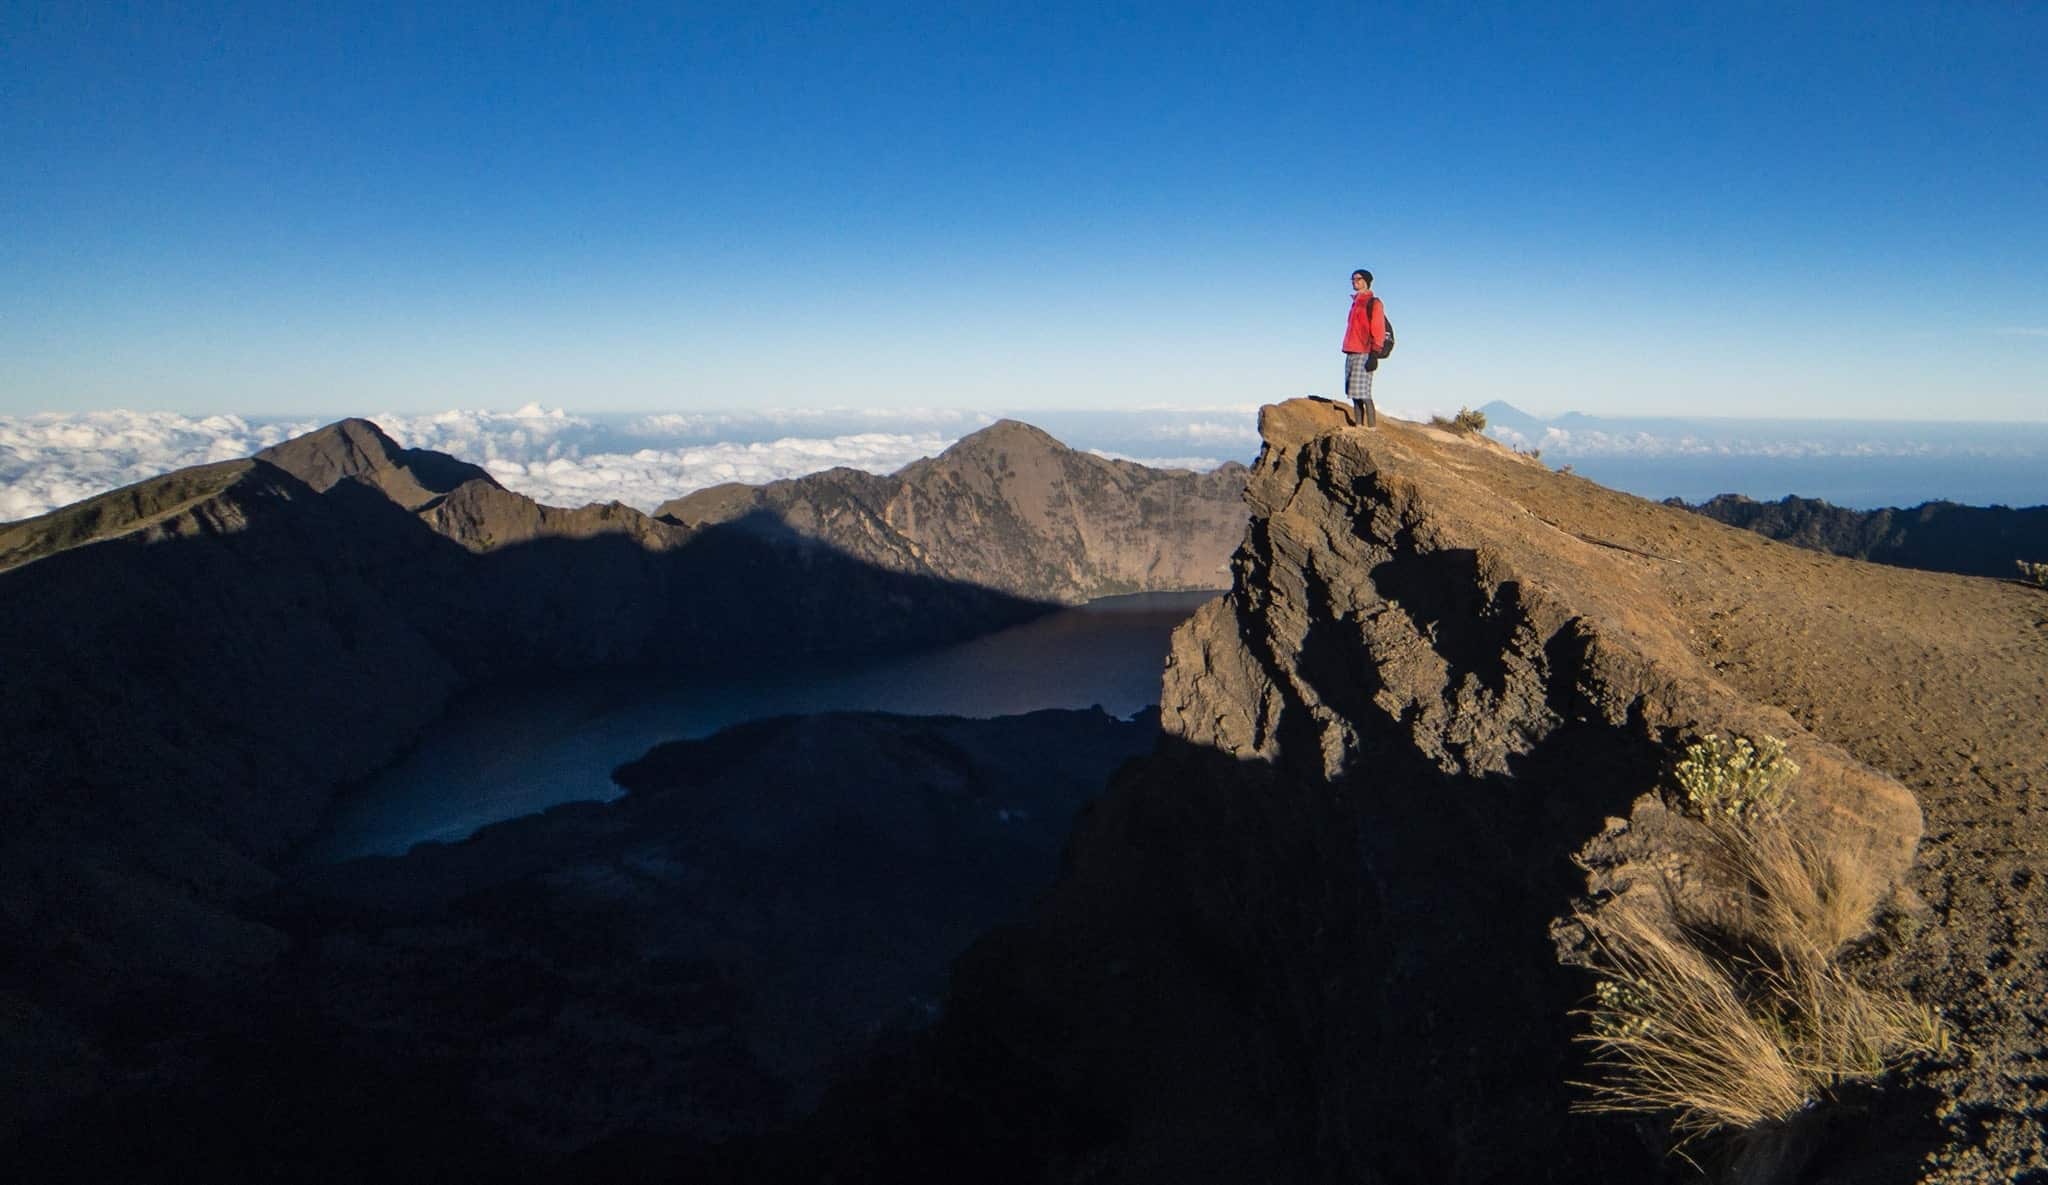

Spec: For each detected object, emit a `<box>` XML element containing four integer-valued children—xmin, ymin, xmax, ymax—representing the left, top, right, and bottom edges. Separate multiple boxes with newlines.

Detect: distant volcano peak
<box><xmin>258</xmin><ymin>417</ymin><xmax>496</xmax><ymax>510</ymax></box>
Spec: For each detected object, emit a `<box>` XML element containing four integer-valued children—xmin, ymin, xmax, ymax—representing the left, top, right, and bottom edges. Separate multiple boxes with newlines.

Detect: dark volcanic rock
<box><xmin>658</xmin><ymin>419</ymin><xmax>1250</xmax><ymax>603</ymax></box>
<box><xmin>1674</xmin><ymin>492</ymin><xmax>2048</xmax><ymax>580</ymax></box>
<box><xmin>15</xmin><ymin>709</ymin><xmax>1156</xmax><ymax>1179</ymax></box>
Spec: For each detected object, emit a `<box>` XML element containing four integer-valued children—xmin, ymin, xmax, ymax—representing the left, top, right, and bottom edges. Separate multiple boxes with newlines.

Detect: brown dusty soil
<box><xmin>1398</xmin><ymin>420</ymin><xmax>2048</xmax><ymax>1181</ymax></box>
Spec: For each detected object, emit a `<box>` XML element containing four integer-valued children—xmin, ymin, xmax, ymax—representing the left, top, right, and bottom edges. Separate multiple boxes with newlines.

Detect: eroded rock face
<box><xmin>660</xmin><ymin>420</ymin><xmax>1251</xmax><ymax>603</ymax></box>
<box><xmin>827</xmin><ymin>399</ymin><xmax>2048</xmax><ymax>1184</ymax></box>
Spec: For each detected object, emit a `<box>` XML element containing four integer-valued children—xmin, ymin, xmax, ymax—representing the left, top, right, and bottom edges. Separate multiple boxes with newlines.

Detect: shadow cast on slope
<box><xmin>740</xmin><ymin>577</ymin><xmax>1945</xmax><ymax>1185</ymax></box>
<box><xmin>0</xmin><ymin>470</ymin><xmax>1062</xmax><ymax>1163</ymax></box>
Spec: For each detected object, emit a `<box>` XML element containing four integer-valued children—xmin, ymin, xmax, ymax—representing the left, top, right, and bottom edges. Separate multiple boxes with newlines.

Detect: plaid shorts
<box><xmin>1345</xmin><ymin>352</ymin><xmax>1375</xmax><ymax>402</ymax></box>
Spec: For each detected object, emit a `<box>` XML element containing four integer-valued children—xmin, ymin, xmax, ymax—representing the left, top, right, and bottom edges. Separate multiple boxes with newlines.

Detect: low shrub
<box><xmin>1672</xmin><ymin>733</ymin><xmax>1797</xmax><ymax>824</ymax></box>
<box><xmin>2017</xmin><ymin>559</ymin><xmax>2048</xmax><ymax>587</ymax></box>
<box><xmin>1428</xmin><ymin>407</ymin><xmax>1489</xmax><ymax>435</ymax></box>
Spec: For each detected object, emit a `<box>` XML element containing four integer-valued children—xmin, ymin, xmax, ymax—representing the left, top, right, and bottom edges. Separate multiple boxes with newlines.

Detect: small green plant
<box><xmin>1429</xmin><ymin>406</ymin><xmax>1489</xmax><ymax>435</ymax></box>
<box><xmin>1573</xmin><ymin>734</ymin><xmax>1949</xmax><ymax>1138</ymax></box>
<box><xmin>1673</xmin><ymin>733</ymin><xmax>1797</xmax><ymax>824</ymax></box>
<box><xmin>2017</xmin><ymin>559</ymin><xmax>2048</xmax><ymax>587</ymax></box>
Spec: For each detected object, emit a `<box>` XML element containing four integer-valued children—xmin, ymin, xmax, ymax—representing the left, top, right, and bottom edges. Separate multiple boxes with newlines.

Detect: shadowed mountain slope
<box><xmin>0</xmin><ymin>418</ymin><xmax>1057</xmax><ymax>1144</ymax></box>
<box><xmin>659</xmin><ymin>419</ymin><xmax>1250</xmax><ymax>603</ymax></box>
<box><xmin>14</xmin><ymin>708</ymin><xmax>1159</xmax><ymax>1180</ymax></box>
<box><xmin>1675</xmin><ymin>491</ymin><xmax>2048</xmax><ymax>580</ymax></box>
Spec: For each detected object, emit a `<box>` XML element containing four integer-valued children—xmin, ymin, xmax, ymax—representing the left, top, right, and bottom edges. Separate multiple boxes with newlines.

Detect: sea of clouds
<box><xmin>0</xmin><ymin>404</ymin><xmax>1258</xmax><ymax>522</ymax></box>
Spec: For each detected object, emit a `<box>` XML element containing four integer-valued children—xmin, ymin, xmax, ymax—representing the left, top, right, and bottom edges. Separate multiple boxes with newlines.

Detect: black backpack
<box><xmin>1366</xmin><ymin>298</ymin><xmax>1395</xmax><ymax>369</ymax></box>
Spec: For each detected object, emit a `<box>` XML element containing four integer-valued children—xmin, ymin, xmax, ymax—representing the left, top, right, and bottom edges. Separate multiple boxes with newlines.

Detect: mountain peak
<box><xmin>258</xmin><ymin>419</ymin><xmax>495</xmax><ymax>510</ymax></box>
<box><xmin>944</xmin><ymin>419</ymin><xmax>1067</xmax><ymax>455</ymax></box>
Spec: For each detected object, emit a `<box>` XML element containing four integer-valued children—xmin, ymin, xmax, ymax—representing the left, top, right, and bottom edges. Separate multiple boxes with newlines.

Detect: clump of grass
<box><xmin>1572</xmin><ymin>734</ymin><xmax>1948</xmax><ymax>1138</ymax></box>
<box><xmin>1699</xmin><ymin>814</ymin><xmax>1884</xmax><ymax>957</ymax></box>
<box><xmin>1428</xmin><ymin>407</ymin><xmax>1489</xmax><ymax>434</ymax></box>
<box><xmin>2017</xmin><ymin>559</ymin><xmax>2048</xmax><ymax>587</ymax></box>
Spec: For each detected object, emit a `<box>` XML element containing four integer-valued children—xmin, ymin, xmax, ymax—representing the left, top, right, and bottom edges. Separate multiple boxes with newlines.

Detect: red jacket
<box><xmin>1343</xmin><ymin>291</ymin><xmax>1386</xmax><ymax>354</ymax></box>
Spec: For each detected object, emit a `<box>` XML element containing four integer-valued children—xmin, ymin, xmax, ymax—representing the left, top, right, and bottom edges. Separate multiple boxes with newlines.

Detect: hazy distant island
<box><xmin>3</xmin><ymin>404</ymin><xmax>2044</xmax><ymax>1184</ymax></box>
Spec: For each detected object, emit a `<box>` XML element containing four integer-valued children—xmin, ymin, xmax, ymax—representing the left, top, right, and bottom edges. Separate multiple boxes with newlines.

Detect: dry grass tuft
<box><xmin>2017</xmin><ymin>559</ymin><xmax>2048</xmax><ymax>587</ymax></box>
<box><xmin>1572</xmin><ymin>735</ymin><xmax>1948</xmax><ymax>1138</ymax></box>
<box><xmin>1574</xmin><ymin>902</ymin><xmax>1809</xmax><ymax>1135</ymax></box>
<box><xmin>1698</xmin><ymin>816</ymin><xmax>1886</xmax><ymax>959</ymax></box>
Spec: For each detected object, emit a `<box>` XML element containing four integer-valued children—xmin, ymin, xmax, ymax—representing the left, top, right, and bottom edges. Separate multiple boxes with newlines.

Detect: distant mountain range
<box><xmin>1671</xmin><ymin>492</ymin><xmax>2048</xmax><ymax>579</ymax></box>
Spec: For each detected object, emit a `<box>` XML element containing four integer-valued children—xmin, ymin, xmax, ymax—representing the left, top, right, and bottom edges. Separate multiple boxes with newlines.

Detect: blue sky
<box><xmin>4</xmin><ymin>1</ymin><xmax>2043</xmax><ymax>420</ymax></box>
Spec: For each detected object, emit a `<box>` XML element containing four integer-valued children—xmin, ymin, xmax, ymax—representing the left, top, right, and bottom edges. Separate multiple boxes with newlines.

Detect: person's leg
<box><xmin>1357</xmin><ymin>364</ymin><xmax>1376</xmax><ymax>427</ymax></box>
<box><xmin>1345</xmin><ymin>353</ymin><xmax>1367</xmax><ymax>425</ymax></box>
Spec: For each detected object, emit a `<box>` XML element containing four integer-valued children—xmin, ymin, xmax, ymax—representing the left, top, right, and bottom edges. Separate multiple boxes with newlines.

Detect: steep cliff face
<box><xmin>659</xmin><ymin>420</ymin><xmax>1250</xmax><ymax>603</ymax></box>
<box><xmin>855</xmin><ymin>399</ymin><xmax>2046</xmax><ymax>1184</ymax></box>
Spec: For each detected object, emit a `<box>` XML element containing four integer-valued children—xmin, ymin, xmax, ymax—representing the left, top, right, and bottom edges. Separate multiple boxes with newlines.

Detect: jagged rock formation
<box><xmin>1676</xmin><ymin>491</ymin><xmax>2048</xmax><ymax>580</ymax></box>
<box><xmin>798</xmin><ymin>399</ymin><xmax>2046</xmax><ymax>1184</ymax></box>
<box><xmin>659</xmin><ymin>419</ymin><xmax>1250</xmax><ymax>603</ymax></box>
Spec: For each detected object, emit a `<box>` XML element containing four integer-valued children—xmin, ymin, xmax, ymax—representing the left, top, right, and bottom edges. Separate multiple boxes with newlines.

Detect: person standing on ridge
<box><xmin>1342</xmin><ymin>269</ymin><xmax>1389</xmax><ymax>427</ymax></box>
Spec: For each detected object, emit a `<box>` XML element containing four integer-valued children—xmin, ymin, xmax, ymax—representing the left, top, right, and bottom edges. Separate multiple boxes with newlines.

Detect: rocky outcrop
<box><xmin>1676</xmin><ymin>491</ymin><xmax>2048</xmax><ymax>580</ymax></box>
<box><xmin>659</xmin><ymin>419</ymin><xmax>1250</xmax><ymax>603</ymax></box>
<box><xmin>812</xmin><ymin>398</ymin><xmax>2046</xmax><ymax>1184</ymax></box>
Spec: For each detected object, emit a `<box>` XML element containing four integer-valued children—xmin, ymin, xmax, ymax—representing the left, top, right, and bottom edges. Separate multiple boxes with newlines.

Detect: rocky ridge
<box><xmin>1676</xmin><ymin>492</ymin><xmax>2048</xmax><ymax>581</ymax></box>
<box><xmin>659</xmin><ymin>419</ymin><xmax>1250</xmax><ymax>603</ymax></box>
<box><xmin>804</xmin><ymin>399</ymin><xmax>2046</xmax><ymax>1184</ymax></box>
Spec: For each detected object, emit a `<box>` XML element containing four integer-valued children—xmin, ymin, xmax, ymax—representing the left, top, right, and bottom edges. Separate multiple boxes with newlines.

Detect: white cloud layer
<box><xmin>0</xmin><ymin>405</ymin><xmax>974</xmax><ymax>521</ymax></box>
<box><xmin>473</xmin><ymin>432</ymin><xmax>957</xmax><ymax>511</ymax></box>
<box><xmin>0</xmin><ymin>410</ymin><xmax>322</xmax><ymax>521</ymax></box>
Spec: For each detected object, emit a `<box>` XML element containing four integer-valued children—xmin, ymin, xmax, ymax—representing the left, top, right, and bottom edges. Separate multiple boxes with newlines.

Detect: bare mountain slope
<box><xmin>659</xmin><ymin>419</ymin><xmax>1250</xmax><ymax>602</ymax></box>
